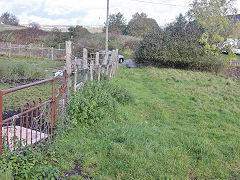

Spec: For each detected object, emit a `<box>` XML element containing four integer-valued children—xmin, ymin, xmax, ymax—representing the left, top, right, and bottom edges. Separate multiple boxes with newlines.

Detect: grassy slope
<box><xmin>0</xmin><ymin>24</ymin><xmax>25</xmax><ymax>32</ymax></box>
<box><xmin>53</xmin><ymin>67</ymin><xmax>240</xmax><ymax>179</ymax></box>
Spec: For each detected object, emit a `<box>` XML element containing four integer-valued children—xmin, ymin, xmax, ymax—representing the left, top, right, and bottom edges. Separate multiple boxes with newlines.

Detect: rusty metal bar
<box><xmin>30</xmin><ymin>107</ymin><xmax>34</xmax><ymax>146</ymax></box>
<box><xmin>3</xmin><ymin>100</ymin><xmax>51</xmax><ymax>123</ymax></box>
<box><xmin>2</xmin><ymin>78</ymin><xmax>54</xmax><ymax>95</ymax></box>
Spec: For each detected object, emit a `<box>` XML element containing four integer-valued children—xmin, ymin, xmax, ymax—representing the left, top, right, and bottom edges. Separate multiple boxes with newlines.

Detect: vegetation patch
<box><xmin>48</xmin><ymin>67</ymin><xmax>240</xmax><ymax>179</ymax></box>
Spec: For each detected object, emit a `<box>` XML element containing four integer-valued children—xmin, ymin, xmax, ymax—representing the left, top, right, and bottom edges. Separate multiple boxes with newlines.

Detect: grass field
<box><xmin>51</xmin><ymin>67</ymin><xmax>240</xmax><ymax>179</ymax></box>
<box><xmin>0</xmin><ymin>24</ymin><xmax>25</xmax><ymax>32</ymax></box>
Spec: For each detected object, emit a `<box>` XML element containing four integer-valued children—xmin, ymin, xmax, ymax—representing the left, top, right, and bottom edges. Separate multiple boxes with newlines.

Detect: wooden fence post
<box><xmin>41</xmin><ymin>44</ymin><xmax>44</xmax><ymax>59</ymax></box>
<box><xmin>8</xmin><ymin>42</ymin><xmax>11</xmax><ymax>57</ymax></box>
<box><xmin>109</xmin><ymin>50</ymin><xmax>116</xmax><ymax>78</ymax></box>
<box><xmin>29</xmin><ymin>44</ymin><xmax>32</xmax><ymax>58</ymax></box>
<box><xmin>113</xmin><ymin>49</ymin><xmax>119</xmax><ymax>76</ymax></box>
<box><xmin>66</xmin><ymin>41</ymin><xmax>72</xmax><ymax>91</ymax></box>
<box><xmin>90</xmin><ymin>60</ymin><xmax>94</xmax><ymax>81</ymax></box>
<box><xmin>95</xmin><ymin>52</ymin><xmax>101</xmax><ymax>81</ymax></box>
<box><xmin>73</xmin><ymin>65</ymin><xmax>77</xmax><ymax>92</ymax></box>
<box><xmin>51</xmin><ymin>47</ymin><xmax>54</xmax><ymax>60</ymax></box>
<box><xmin>103</xmin><ymin>51</ymin><xmax>109</xmax><ymax>74</ymax></box>
<box><xmin>83</xmin><ymin>48</ymin><xmax>88</xmax><ymax>83</ymax></box>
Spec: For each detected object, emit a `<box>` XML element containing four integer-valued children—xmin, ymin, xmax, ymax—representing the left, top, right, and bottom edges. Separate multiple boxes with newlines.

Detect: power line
<box><xmin>129</xmin><ymin>0</ymin><xmax>190</xmax><ymax>7</ymax></box>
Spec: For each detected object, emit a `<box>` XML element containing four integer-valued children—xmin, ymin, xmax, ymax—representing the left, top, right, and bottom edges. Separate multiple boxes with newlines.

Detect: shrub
<box><xmin>0</xmin><ymin>145</ymin><xmax>60</xmax><ymax>179</ymax></box>
<box><xmin>135</xmin><ymin>14</ymin><xmax>225</xmax><ymax>72</ymax></box>
<box><xmin>0</xmin><ymin>61</ymin><xmax>46</xmax><ymax>80</ymax></box>
<box><xmin>125</xmin><ymin>12</ymin><xmax>159</xmax><ymax>37</ymax></box>
<box><xmin>69</xmin><ymin>80</ymin><xmax>134</xmax><ymax>126</ymax></box>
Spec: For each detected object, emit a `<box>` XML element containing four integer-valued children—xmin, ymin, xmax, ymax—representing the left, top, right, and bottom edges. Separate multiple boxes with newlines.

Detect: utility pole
<box><xmin>105</xmin><ymin>0</ymin><xmax>109</xmax><ymax>53</ymax></box>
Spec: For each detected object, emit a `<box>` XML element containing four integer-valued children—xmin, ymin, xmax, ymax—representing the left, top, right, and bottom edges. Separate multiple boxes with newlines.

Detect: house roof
<box><xmin>228</xmin><ymin>14</ymin><xmax>240</xmax><ymax>24</ymax></box>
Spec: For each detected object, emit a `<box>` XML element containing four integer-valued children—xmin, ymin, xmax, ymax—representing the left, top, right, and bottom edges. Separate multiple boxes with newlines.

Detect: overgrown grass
<box><xmin>51</xmin><ymin>67</ymin><xmax>240</xmax><ymax>179</ymax></box>
<box><xmin>0</xmin><ymin>24</ymin><xmax>25</xmax><ymax>32</ymax></box>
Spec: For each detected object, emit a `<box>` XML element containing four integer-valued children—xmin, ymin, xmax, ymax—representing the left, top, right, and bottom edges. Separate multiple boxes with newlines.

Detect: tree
<box><xmin>188</xmin><ymin>0</ymin><xmax>237</xmax><ymax>55</ymax></box>
<box><xmin>1</xmin><ymin>12</ymin><xmax>19</xmax><ymax>26</ymax></box>
<box><xmin>29</xmin><ymin>22</ymin><xmax>40</xmax><ymax>29</ymax></box>
<box><xmin>68</xmin><ymin>25</ymin><xmax>90</xmax><ymax>38</ymax></box>
<box><xmin>125</xmin><ymin>12</ymin><xmax>159</xmax><ymax>37</ymax></box>
<box><xmin>135</xmin><ymin>14</ymin><xmax>225</xmax><ymax>72</ymax></box>
<box><xmin>104</xmin><ymin>12</ymin><xmax>127</xmax><ymax>35</ymax></box>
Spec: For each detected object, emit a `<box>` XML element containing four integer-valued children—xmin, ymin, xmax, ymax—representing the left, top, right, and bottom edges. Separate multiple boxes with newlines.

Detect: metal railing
<box><xmin>0</xmin><ymin>70</ymin><xmax>68</xmax><ymax>154</ymax></box>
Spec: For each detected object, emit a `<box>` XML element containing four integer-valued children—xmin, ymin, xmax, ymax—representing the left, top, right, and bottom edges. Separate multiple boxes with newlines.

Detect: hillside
<box><xmin>0</xmin><ymin>24</ymin><xmax>25</xmax><ymax>32</ymax></box>
<box><xmin>52</xmin><ymin>67</ymin><xmax>240</xmax><ymax>179</ymax></box>
<box><xmin>0</xmin><ymin>28</ymin><xmax>48</xmax><ymax>44</ymax></box>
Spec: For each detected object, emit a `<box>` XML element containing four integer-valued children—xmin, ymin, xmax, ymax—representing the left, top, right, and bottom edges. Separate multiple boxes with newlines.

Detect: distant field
<box><xmin>0</xmin><ymin>24</ymin><xmax>25</xmax><ymax>32</ymax></box>
<box><xmin>87</xmin><ymin>27</ymin><xmax>103</xmax><ymax>33</ymax></box>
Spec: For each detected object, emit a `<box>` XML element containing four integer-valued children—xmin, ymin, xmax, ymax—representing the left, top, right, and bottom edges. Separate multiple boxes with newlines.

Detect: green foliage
<box><xmin>1</xmin><ymin>12</ymin><xmax>19</xmax><ymax>26</ymax></box>
<box><xmin>68</xmin><ymin>25</ymin><xmax>90</xmax><ymax>38</ymax></box>
<box><xmin>41</xmin><ymin>28</ymin><xmax>70</xmax><ymax>48</ymax></box>
<box><xmin>0</xmin><ymin>61</ymin><xmax>46</xmax><ymax>80</ymax></box>
<box><xmin>188</xmin><ymin>0</ymin><xmax>237</xmax><ymax>55</ymax></box>
<box><xmin>125</xmin><ymin>12</ymin><xmax>159</xmax><ymax>37</ymax></box>
<box><xmin>69</xmin><ymin>80</ymin><xmax>133</xmax><ymax>126</ymax></box>
<box><xmin>104</xmin><ymin>12</ymin><xmax>127</xmax><ymax>35</ymax></box>
<box><xmin>51</xmin><ymin>67</ymin><xmax>240</xmax><ymax>179</ymax></box>
<box><xmin>135</xmin><ymin>14</ymin><xmax>225</xmax><ymax>72</ymax></box>
<box><xmin>0</xmin><ymin>145</ymin><xmax>60</xmax><ymax>179</ymax></box>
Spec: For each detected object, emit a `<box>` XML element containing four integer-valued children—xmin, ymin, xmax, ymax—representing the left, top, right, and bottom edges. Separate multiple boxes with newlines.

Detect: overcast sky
<box><xmin>0</xmin><ymin>0</ymin><xmax>239</xmax><ymax>26</ymax></box>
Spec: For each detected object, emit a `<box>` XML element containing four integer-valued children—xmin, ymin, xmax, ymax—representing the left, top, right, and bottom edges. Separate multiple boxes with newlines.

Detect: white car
<box><xmin>99</xmin><ymin>50</ymin><xmax>125</xmax><ymax>63</ymax></box>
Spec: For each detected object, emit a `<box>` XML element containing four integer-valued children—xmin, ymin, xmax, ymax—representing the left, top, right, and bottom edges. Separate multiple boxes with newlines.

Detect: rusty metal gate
<box><xmin>0</xmin><ymin>70</ymin><xmax>68</xmax><ymax>154</ymax></box>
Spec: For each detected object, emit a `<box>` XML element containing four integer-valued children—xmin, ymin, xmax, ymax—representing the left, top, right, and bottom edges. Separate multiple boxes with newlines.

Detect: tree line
<box><xmin>0</xmin><ymin>12</ymin><xmax>19</xmax><ymax>26</ymax></box>
<box><xmin>104</xmin><ymin>12</ymin><xmax>159</xmax><ymax>37</ymax></box>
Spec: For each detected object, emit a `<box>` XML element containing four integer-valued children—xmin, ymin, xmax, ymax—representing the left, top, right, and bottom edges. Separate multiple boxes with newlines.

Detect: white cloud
<box><xmin>0</xmin><ymin>0</ymin><xmax>239</xmax><ymax>26</ymax></box>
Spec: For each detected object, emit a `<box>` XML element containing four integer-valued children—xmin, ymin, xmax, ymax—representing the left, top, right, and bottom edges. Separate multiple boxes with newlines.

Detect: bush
<box><xmin>69</xmin><ymin>80</ymin><xmax>134</xmax><ymax>126</ymax></box>
<box><xmin>0</xmin><ymin>61</ymin><xmax>46</xmax><ymax>80</ymax></box>
<box><xmin>0</xmin><ymin>145</ymin><xmax>60</xmax><ymax>179</ymax></box>
<box><xmin>135</xmin><ymin>14</ymin><xmax>225</xmax><ymax>72</ymax></box>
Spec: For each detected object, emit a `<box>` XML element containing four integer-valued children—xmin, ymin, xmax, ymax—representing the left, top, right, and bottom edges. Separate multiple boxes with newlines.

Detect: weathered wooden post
<box><xmin>90</xmin><ymin>60</ymin><xmax>94</xmax><ymax>81</ymax></box>
<box><xmin>66</xmin><ymin>41</ymin><xmax>72</xmax><ymax>92</ymax></box>
<box><xmin>29</xmin><ymin>44</ymin><xmax>32</xmax><ymax>58</ymax></box>
<box><xmin>73</xmin><ymin>65</ymin><xmax>77</xmax><ymax>92</ymax></box>
<box><xmin>41</xmin><ymin>44</ymin><xmax>44</xmax><ymax>59</ymax></box>
<box><xmin>94</xmin><ymin>52</ymin><xmax>101</xmax><ymax>81</ymax></box>
<box><xmin>51</xmin><ymin>47</ymin><xmax>54</xmax><ymax>60</ymax></box>
<box><xmin>103</xmin><ymin>51</ymin><xmax>109</xmax><ymax>74</ymax></box>
<box><xmin>109</xmin><ymin>50</ymin><xmax>116</xmax><ymax>78</ymax></box>
<box><xmin>83</xmin><ymin>48</ymin><xmax>88</xmax><ymax>83</ymax></box>
<box><xmin>8</xmin><ymin>42</ymin><xmax>11</xmax><ymax>57</ymax></box>
<box><xmin>113</xmin><ymin>49</ymin><xmax>119</xmax><ymax>76</ymax></box>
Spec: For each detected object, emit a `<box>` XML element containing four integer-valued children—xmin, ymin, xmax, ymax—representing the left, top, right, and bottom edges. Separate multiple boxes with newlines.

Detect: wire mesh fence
<box><xmin>0</xmin><ymin>42</ymin><xmax>65</xmax><ymax>60</ymax></box>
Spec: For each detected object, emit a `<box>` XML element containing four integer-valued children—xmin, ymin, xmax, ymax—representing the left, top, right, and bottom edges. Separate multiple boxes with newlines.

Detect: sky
<box><xmin>0</xmin><ymin>0</ymin><xmax>239</xmax><ymax>26</ymax></box>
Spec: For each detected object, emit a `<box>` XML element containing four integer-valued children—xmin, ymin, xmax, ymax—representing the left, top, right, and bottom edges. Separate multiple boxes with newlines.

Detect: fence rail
<box><xmin>0</xmin><ymin>41</ymin><xmax>119</xmax><ymax>154</ymax></box>
<box><xmin>0</xmin><ymin>42</ymin><xmax>65</xmax><ymax>60</ymax></box>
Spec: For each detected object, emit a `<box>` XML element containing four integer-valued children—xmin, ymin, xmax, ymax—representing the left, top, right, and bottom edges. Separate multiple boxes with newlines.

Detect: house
<box><xmin>228</xmin><ymin>14</ymin><xmax>240</xmax><ymax>24</ymax></box>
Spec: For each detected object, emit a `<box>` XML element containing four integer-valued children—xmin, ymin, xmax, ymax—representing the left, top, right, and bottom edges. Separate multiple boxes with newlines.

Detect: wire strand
<box><xmin>129</xmin><ymin>0</ymin><xmax>190</xmax><ymax>7</ymax></box>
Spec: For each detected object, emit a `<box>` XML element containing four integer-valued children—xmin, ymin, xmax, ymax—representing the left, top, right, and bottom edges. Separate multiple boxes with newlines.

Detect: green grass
<box><xmin>0</xmin><ymin>24</ymin><xmax>25</xmax><ymax>32</ymax></box>
<box><xmin>52</xmin><ymin>67</ymin><xmax>240</xmax><ymax>179</ymax></box>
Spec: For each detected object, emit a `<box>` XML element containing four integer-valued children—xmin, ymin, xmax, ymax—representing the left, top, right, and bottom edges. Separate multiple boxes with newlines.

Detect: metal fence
<box><xmin>0</xmin><ymin>42</ymin><xmax>65</xmax><ymax>60</ymax></box>
<box><xmin>0</xmin><ymin>41</ymin><xmax>119</xmax><ymax>154</ymax></box>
